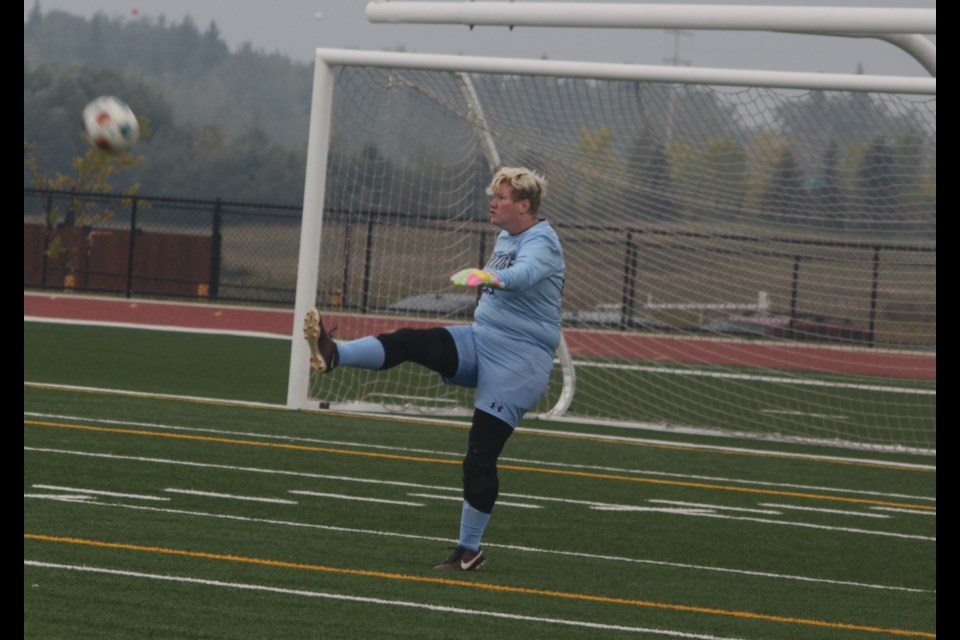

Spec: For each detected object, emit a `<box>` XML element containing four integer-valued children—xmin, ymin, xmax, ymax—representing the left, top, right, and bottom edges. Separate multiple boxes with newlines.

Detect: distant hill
<box><xmin>25</xmin><ymin>5</ymin><xmax>311</xmax><ymax>201</ymax></box>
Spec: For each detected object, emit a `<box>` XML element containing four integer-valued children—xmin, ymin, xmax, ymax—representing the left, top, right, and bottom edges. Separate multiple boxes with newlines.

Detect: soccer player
<box><xmin>304</xmin><ymin>167</ymin><xmax>564</xmax><ymax>571</ymax></box>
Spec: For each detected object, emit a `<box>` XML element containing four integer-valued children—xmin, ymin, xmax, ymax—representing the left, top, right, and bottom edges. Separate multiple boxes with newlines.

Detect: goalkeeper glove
<box><xmin>450</xmin><ymin>268</ymin><xmax>502</xmax><ymax>288</ymax></box>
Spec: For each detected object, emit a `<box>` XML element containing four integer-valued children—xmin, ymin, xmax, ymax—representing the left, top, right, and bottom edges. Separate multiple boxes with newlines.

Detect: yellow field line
<box><xmin>24</xmin><ymin>533</ymin><xmax>934</xmax><ymax>638</ymax></box>
<box><xmin>23</xmin><ymin>382</ymin><xmax>932</xmax><ymax>473</ymax></box>
<box><xmin>24</xmin><ymin>418</ymin><xmax>934</xmax><ymax>511</ymax></box>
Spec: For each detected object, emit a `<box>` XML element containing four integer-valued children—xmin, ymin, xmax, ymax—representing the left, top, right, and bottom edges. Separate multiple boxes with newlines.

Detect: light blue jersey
<box><xmin>475</xmin><ymin>220</ymin><xmax>565</xmax><ymax>353</ymax></box>
<box><xmin>437</xmin><ymin>219</ymin><xmax>565</xmax><ymax>427</ymax></box>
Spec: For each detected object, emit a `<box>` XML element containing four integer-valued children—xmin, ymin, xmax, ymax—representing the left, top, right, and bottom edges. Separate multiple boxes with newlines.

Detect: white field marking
<box><xmin>25</xmin><ymin>399</ymin><xmax>936</xmax><ymax>469</ymax></box>
<box><xmin>24</xmin><ymin>445</ymin><xmax>458</xmax><ymax>491</ymax></box>
<box><xmin>587</xmin><ymin>506</ymin><xmax>715</xmax><ymax>514</ymax></box>
<box><xmin>163</xmin><ymin>488</ymin><xmax>297</xmax><ymax>505</ymax></box>
<box><xmin>647</xmin><ymin>500</ymin><xmax>782</xmax><ymax>515</ymax></box>
<box><xmin>24</xmin><ymin>316</ymin><xmax>288</xmax><ymax>340</ymax></box>
<box><xmin>405</xmin><ymin>493</ymin><xmax>543</xmax><ymax>509</ymax></box>
<box><xmin>367</xmin><ymin>393</ymin><xmax>460</xmax><ymax>405</ymax></box>
<box><xmin>25</xmin><ymin>411</ymin><xmax>464</xmax><ymax>459</ymax></box>
<box><xmin>22</xmin><ymin>291</ymin><xmax>294</xmax><ymax>315</ymax></box>
<box><xmin>514</xmin><ymin>425</ymin><xmax>935</xmax><ymax>471</ymax></box>
<box><xmin>22</xmin><ymin>494</ymin><xmax>933</xmax><ymax>594</ymax></box>
<box><xmin>36</xmin><ymin>328</ymin><xmax>904</xmax><ymax>404</ymax></box>
<box><xmin>681</xmin><ymin>511</ymin><xmax>934</xmax><ymax>542</ymax></box>
<box><xmin>25</xmin><ymin>411</ymin><xmax>936</xmax><ymax>499</ymax></box>
<box><xmin>33</xmin><ymin>484</ymin><xmax>170</xmax><ymax>502</ymax></box>
<box><xmin>23</xmin><ymin>493</ymin><xmax>92</xmax><ymax>502</ymax></box>
<box><xmin>24</xmin><ymin>440</ymin><xmax>720</xmax><ymax>511</ymax></box>
<box><xmin>24</xmin><ymin>384</ymin><xmax>283</xmax><ymax>411</ymax></box>
<box><xmin>871</xmin><ymin>506</ymin><xmax>937</xmax><ymax>517</ymax></box>
<box><xmin>26</xmin><ymin>380</ymin><xmax>936</xmax><ymax>458</ymax></box>
<box><xmin>25</xmin><ymin>445</ymin><xmax>935</xmax><ymax>541</ymax></box>
<box><xmin>573</xmin><ymin>361</ymin><xmax>936</xmax><ymax>396</ymax></box>
<box><xmin>761</xmin><ymin>409</ymin><xmax>849</xmax><ymax>420</ymax></box>
<box><xmin>759</xmin><ymin>503</ymin><xmax>891</xmax><ymax>519</ymax></box>
<box><xmin>289</xmin><ymin>490</ymin><xmax>424</xmax><ymax>507</ymax></box>
<box><xmin>23</xmin><ymin>561</ymin><xmax>751</xmax><ymax>640</ymax></box>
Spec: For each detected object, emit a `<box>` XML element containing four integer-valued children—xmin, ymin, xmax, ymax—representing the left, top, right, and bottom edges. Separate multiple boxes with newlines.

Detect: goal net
<box><xmin>291</xmin><ymin>51</ymin><xmax>935</xmax><ymax>452</ymax></box>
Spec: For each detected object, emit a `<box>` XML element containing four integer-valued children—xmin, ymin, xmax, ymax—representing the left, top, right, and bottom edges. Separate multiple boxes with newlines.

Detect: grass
<box><xmin>24</xmin><ymin>321</ymin><xmax>935</xmax><ymax>639</ymax></box>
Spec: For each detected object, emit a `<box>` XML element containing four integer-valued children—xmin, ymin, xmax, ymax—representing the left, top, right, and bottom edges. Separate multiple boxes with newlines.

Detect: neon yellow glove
<box><xmin>450</xmin><ymin>268</ymin><xmax>502</xmax><ymax>288</ymax></box>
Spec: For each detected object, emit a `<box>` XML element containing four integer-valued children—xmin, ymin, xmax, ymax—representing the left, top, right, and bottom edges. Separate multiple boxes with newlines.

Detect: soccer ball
<box><xmin>82</xmin><ymin>96</ymin><xmax>140</xmax><ymax>152</ymax></box>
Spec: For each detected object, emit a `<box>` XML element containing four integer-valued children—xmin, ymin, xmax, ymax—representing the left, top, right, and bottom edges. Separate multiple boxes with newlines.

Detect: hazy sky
<box><xmin>24</xmin><ymin>1</ymin><xmax>935</xmax><ymax>77</ymax></box>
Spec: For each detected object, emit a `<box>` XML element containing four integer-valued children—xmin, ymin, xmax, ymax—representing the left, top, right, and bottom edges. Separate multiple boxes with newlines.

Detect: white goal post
<box><xmin>288</xmin><ymin>48</ymin><xmax>935</xmax><ymax>451</ymax></box>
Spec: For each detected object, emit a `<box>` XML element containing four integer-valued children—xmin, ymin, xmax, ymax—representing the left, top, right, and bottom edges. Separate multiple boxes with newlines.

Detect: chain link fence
<box><xmin>25</xmin><ymin>187</ymin><xmax>935</xmax><ymax>350</ymax></box>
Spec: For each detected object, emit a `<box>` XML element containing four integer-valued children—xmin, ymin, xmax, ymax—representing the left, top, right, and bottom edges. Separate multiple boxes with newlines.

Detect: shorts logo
<box><xmin>489</xmin><ymin>402</ymin><xmax>504</xmax><ymax>413</ymax></box>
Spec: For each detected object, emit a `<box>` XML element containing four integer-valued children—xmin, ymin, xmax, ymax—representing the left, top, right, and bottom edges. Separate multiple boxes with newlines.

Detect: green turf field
<box><xmin>24</xmin><ymin>321</ymin><xmax>936</xmax><ymax>639</ymax></box>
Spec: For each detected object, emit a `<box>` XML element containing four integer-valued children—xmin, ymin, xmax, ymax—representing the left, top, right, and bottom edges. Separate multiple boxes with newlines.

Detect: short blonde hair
<box><xmin>489</xmin><ymin>167</ymin><xmax>546</xmax><ymax>214</ymax></box>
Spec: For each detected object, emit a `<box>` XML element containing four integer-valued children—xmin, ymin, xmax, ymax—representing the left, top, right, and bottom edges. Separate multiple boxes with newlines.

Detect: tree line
<box><xmin>25</xmin><ymin>4</ymin><xmax>311</xmax><ymax>203</ymax></box>
<box><xmin>24</xmin><ymin>4</ymin><xmax>935</xmax><ymax>236</ymax></box>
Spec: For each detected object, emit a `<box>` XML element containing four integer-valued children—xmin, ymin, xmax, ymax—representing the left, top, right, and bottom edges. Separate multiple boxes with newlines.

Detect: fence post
<box><xmin>340</xmin><ymin>217</ymin><xmax>352</xmax><ymax>308</ymax></box>
<box><xmin>868</xmin><ymin>245</ymin><xmax>880</xmax><ymax>346</ymax></box>
<box><xmin>477</xmin><ymin>227</ymin><xmax>487</xmax><ymax>268</ymax></box>
<box><xmin>40</xmin><ymin>195</ymin><xmax>53</xmax><ymax>288</ymax></box>
<box><xmin>620</xmin><ymin>231</ymin><xmax>638</xmax><ymax>330</ymax></box>
<box><xmin>209</xmin><ymin>198</ymin><xmax>223</xmax><ymax>299</ymax></box>
<box><xmin>789</xmin><ymin>255</ymin><xmax>802</xmax><ymax>319</ymax></box>
<box><xmin>361</xmin><ymin>217</ymin><xmax>374</xmax><ymax>313</ymax></box>
<box><xmin>124</xmin><ymin>196</ymin><xmax>139</xmax><ymax>298</ymax></box>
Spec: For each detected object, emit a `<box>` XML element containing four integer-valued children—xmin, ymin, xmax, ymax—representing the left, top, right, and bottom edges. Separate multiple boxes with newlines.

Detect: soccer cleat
<box><xmin>303</xmin><ymin>308</ymin><xmax>338</xmax><ymax>373</ymax></box>
<box><xmin>433</xmin><ymin>546</ymin><xmax>486</xmax><ymax>571</ymax></box>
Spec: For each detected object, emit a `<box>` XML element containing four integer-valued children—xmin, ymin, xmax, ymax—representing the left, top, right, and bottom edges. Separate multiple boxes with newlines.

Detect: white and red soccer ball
<box><xmin>82</xmin><ymin>96</ymin><xmax>140</xmax><ymax>152</ymax></box>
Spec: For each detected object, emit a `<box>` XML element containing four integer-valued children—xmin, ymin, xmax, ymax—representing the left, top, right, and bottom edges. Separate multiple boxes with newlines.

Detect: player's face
<box><xmin>489</xmin><ymin>182</ymin><xmax>531</xmax><ymax>233</ymax></box>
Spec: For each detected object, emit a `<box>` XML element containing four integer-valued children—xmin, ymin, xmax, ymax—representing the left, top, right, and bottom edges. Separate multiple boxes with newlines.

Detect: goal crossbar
<box><xmin>365</xmin><ymin>3</ymin><xmax>937</xmax><ymax>35</ymax></box>
<box><xmin>312</xmin><ymin>49</ymin><xmax>935</xmax><ymax>94</ymax></box>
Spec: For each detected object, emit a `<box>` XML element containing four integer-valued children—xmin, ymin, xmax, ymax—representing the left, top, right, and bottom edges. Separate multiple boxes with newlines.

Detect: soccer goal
<box><xmin>287</xmin><ymin>48</ymin><xmax>935</xmax><ymax>452</ymax></box>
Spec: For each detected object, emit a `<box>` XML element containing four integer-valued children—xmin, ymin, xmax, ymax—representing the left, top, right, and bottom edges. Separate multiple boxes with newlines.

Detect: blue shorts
<box><xmin>443</xmin><ymin>324</ymin><xmax>555</xmax><ymax>428</ymax></box>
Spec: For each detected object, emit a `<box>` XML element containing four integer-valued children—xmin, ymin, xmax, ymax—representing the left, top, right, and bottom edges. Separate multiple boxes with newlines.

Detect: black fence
<box><xmin>24</xmin><ymin>188</ymin><xmax>936</xmax><ymax>348</ymax></box>
<box><xmin>25</xmin><ymin>188</ymin><xmax>303</xmax><ymax>304</ymax></box>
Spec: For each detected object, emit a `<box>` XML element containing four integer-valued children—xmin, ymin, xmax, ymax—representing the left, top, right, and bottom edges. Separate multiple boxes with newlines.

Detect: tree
<box><xmin>25</xmin><ymin>143</ymin><xmax>144</xmax><ymax>285</ymax></box>
<box><xmin>857</xmin><ymin>137</ymin><xmax>899</xmax><ymax>228</ymax></box>
<box><xmin>700</xmin><ymin>138</ymin><xmax>748</xmax><ymax>219</ymax></box>
<box><xmin>809</xmin><ymin>140</ymin><xmax>847</xmax><ymax>228</ymax></box>
<box><xmin>574</xmin><ymin>126</ymin><xmax>621</xmax><ymax>213</ymax></box>
<box><xmin>763</xmin><ymin>146</ymin><xmax>806</xmax><ymax>225</ymax></box>
<box><xmin>624</xmin><ymin>131</ymin><xmax>675</xmax><ymax>221</ymax></box>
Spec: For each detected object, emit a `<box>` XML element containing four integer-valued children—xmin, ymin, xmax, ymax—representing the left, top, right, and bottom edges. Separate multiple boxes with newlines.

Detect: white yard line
<box><xmin>24</xmin><ymin>316</ymin><xmax>287</xmax><ymax>340</ymax></box>
<box><xmin>163</xmin><ymin>488</ymin><xmax>297</xmax><ymax>505</ymax></box>
<box><xmin>25</xmin><ymin>410</ymin><xmax>937</xmax><ymax>496</ymax></box>
<box><xmin>23</xmin><ymin>383</ymin><xmax>936</xmax><ymax>463</ymax></box>
<box><xmin>290</xmin><ymin>490</ymin><xmax>424</xmax><ymax>507</ymax></box>
<box><xmin>871</xmin><ymin>505</ymin><xmax>937</xmax><ymax>516</ymax></box>
<box><xmin>406</xmin><ymin>493</ymin><xmax>543</xmax><ymax>509</ymax></box>
<box><xmin>22</xmin><ymin>489</ymin><xmax>934</xmax><ymax>594</ymax></box>
<box><xmin>23</xmin><ymin>560</ymin><xmax>752</xmax><ymax>640</ymax></box>
<box><xmin>23</xmin><ymin>494</ymin><xmax>92</xmax><ymax>502</ymax></box>
<box><xmin>759</xmin><ymin>503</ymin><xmax>891</xmax><ymax>518</ymax></box>
<box><xmin>573</xmin><ymin>361</ymin><xmax>936</xmax><ymax>396</ymax></box>
<box><xmin>33</xmin><ymin>484</ymin><xmax>170</xmax><ymax>501</ymax></box>
<box><xmin>648</xmin><ymin>499</ymin><xmax>781</xmax><ymax>515</ymax></box>
<box><xmin>25</xmin><ymin>444</ymin><xmax>934</xmax><ymax>541</ymax></box>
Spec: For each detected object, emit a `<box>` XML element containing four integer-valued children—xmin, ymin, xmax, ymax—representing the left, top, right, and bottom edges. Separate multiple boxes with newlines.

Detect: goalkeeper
<box><xmin>304</xmin><ymin>167</ymin><xmax>564</xmax><ymax>572</ymax></box>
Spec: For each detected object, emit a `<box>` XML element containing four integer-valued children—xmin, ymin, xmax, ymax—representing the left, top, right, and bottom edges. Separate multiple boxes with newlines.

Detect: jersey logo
<box><xmin>486</xmin><ymin>252</ymin><xmax>514</xmax><ymax>270</ymax></box>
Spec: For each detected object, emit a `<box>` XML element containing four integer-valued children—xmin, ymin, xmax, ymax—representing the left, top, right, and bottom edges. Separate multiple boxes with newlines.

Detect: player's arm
<box><xmin>482</xmin><ymin>236</ymin><xmax>562</xmax><ymax>290</ymax></box>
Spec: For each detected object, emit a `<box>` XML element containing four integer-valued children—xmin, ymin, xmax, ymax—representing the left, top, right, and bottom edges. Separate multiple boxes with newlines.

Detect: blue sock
<box><xmin>337</xmin><ymin>337</ymin><xmax>385</xmax><ymax>369</ymax></box>
<box><xmin>457</xmin><ymin>500</ymin><xmax>491</xmax><ymax>551</ymax></box>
